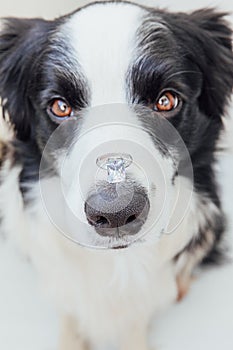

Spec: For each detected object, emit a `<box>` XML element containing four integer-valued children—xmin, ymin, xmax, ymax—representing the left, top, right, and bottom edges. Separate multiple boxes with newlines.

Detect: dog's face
<box><xmin>0</xmin><ymin>2</ymin><xmax>233</xmax><ymax>249</ymax></box>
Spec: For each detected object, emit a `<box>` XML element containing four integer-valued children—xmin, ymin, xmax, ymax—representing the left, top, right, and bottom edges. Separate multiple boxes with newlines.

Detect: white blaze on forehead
<box><xmin>62</xmin><ymin>3</ymin><xmax>145</xmax><ymax>106</ymax></box>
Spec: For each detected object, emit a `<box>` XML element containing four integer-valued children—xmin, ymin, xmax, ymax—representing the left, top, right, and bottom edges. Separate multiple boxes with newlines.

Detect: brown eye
<box><xmin>50</xmin><ymin>99</ymin><xmax>73</xmax><ymax>118</ymax></box>
<box><xmin>154</xmin><ymin>92</ymin><xmax>179</xmax><ymax>112</ymax></box>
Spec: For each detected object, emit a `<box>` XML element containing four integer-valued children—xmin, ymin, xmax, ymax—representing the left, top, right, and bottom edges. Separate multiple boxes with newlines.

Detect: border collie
<box><xmin>0</xmin><ymin>1</ymin><xmax>233</xmax><ymax>349</ymax></box>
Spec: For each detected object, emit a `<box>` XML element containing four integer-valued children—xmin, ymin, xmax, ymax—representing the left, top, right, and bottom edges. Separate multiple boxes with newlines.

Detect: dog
<box><xmin>0</xmin><ymin>1</ymin><xmax>233</xmax><ymax>349</ymax></box>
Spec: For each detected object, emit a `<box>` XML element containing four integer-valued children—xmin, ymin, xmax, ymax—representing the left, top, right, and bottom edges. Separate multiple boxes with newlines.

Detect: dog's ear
<box><xmin>174</xmin><ymin>9</ymin><xmax>233</xmax><ymax>121</ymax></box>
<box><xmin>190</xmin><ymin>9</ymin><xmax>233</xmax><ymax>120</ymax></box>
<box><xmin>0</xmin><ymin>18</ymin><xmax>51</xmax><ymax>141</ymax></box>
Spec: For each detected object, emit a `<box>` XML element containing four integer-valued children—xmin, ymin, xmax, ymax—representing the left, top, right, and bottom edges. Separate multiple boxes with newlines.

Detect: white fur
<box><xmin>62</xmin><ymin>3</ymin><xmax>144</xmax><ymax>106</ymax></box>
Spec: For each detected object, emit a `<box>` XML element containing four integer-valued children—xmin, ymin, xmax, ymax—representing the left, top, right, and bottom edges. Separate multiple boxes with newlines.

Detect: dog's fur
<box><xmin>0</xmin><ymin>2</ymin><xmax>233</xmax><ymax>349</ymax></box>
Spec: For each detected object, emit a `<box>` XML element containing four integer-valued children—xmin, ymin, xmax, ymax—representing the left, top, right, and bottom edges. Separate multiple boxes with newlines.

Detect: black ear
<box><xmin>171</xmin><ymin>9</ymin><xmax>233</xmax><ymax>121</ymax></box>
<box><xmin>190</xmin><ymin>9</ymin><xmax>233</xmax><ymax>120</ymax></box>
<box><xmin>0</xmin><ymin>18</ymin><xmax>52</xmax><ymax>141</ymax></box>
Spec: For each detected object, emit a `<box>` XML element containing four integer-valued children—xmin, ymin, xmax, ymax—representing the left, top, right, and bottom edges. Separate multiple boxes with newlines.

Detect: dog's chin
<box><xmin>91</xmin><ymin>237</ymin><xmax>137</xmax><ymax>250</ymax></box>
<box><xmin>66</xmin><ymin>222</ymin><xmax>163</xmax><ymax>250</ymax></box>
<box><xmin>90</xmin><ymin>230</ymin><xmax>154</xmax><ymax>250</ymax></box>
<box><xmin>107</xmin><ymin>240</ymin><xmax>141</xmax><ymax>250</ymax></box>
<box><xmin>112</xmin><ymin>244</ymin><xmax>130</xmax><ymax>250</ymax></box>
<box><xmin>86</xmin><ymin>231</ymin><xmax>145</xmax><ymax>250</ymax></box>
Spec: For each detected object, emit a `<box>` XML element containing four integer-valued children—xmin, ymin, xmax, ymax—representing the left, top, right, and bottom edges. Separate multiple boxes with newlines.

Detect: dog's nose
<box><xmin>84</xmin><ymin>182</ymin><xmax>150</xmax><ymax>237</ymax></box>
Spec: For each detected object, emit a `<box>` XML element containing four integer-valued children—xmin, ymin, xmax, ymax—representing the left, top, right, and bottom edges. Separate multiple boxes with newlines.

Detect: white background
<box><xmin>0</xmin><ymin>1</ymin><xmax>233</xmax><ymax>349</ymax></box>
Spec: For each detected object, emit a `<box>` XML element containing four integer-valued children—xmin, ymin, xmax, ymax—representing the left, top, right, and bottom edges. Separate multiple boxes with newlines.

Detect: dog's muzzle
<box><xmin>39</xmin><ymin>103</ymin><xmax>193</xmax><ymax>248</ymax></box>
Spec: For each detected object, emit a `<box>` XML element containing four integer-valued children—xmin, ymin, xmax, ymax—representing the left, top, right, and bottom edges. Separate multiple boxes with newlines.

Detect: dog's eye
<box><xmin>50</xmin><ymin>99</ymin><xmax>73</xmax><ymax>119</ymax></box>
<box><xmin>154</xmin><ymin>92</ymin><xmax>179</xmax><ymax>112</ymax></box>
